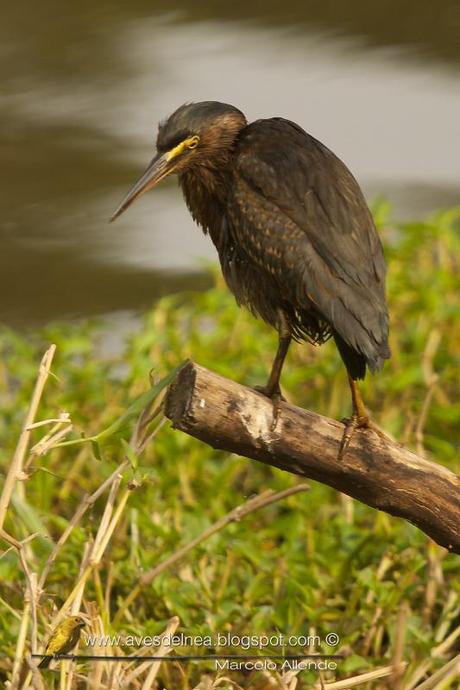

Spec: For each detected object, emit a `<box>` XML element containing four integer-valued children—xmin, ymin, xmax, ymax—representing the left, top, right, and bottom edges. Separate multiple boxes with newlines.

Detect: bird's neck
<box><xmin>179</xmin><ymin>164</ymin><xmax>231</xmax><ymax>239</ymax></box>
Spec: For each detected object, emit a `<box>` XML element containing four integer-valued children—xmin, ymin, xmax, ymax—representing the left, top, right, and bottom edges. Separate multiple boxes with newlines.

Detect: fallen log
<box><xmin>164</xmin><ymin>361</ymin><xmax>460</xmax><ymax>553</ymax></box>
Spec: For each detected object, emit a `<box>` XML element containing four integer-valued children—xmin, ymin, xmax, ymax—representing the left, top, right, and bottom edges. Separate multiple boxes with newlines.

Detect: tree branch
<box><xmin>164</xmin><ymin>361</ymin><xmax>460</xmax><ymax>553</ymax></box>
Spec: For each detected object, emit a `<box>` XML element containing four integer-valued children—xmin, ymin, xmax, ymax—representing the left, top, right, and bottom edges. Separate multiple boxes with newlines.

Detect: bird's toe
<box><xmin>339</xmin><ymin>414</ymin><xmax>391</xmax><ymax>460</ymax></box>
<box><xmin>253</xmin><ymin>384</ymin><xmax>286</xmax><ymax>430</ymax></box>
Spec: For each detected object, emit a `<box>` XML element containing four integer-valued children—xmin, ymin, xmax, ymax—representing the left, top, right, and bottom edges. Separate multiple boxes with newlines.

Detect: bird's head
<box><xmin>110</xmin><ymin>101</ymin><xmax>246</xmax><ymax>221</ymax></box>
<box><xmin>67</xmin><ymin>615</ymin><xmax>86</xmax><ymax>630</ymax></box>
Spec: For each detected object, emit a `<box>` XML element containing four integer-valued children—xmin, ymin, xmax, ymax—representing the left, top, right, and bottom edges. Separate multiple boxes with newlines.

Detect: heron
<box><xmin>111</xmin><ymin>101</ymin><xmax>390</xmax><ymax>454</ymax></box>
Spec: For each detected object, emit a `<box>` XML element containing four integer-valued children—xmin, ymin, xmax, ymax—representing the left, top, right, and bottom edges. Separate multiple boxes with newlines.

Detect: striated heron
<box><xmin>111</xmin><ymin>101</ymin><xmax>390</xmax><ymax>454</ymax></box>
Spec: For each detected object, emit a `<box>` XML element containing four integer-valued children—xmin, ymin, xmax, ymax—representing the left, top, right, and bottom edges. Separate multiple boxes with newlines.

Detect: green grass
<box><xmin>0</xmin><ymin>204</ymin><xmax>459</xmax><ymax>689</ymax></box>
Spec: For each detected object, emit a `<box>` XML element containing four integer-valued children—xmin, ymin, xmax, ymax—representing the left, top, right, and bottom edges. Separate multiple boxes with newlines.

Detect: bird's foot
<box><xmin>253</xmin><ymin>384</ymin><xmax>286</xmax><ymax>431</ymax></box>
<box><xmin>339</xmin><ymin>414</ymin><xmax>389</xmax><ymax>460</ymax></box>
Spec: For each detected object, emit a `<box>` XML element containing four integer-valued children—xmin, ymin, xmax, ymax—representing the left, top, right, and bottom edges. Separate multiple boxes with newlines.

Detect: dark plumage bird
<box><xmin>111</xmin><ymin>101</ymin><xmax>390</xmax><ymax>452</ymax></box>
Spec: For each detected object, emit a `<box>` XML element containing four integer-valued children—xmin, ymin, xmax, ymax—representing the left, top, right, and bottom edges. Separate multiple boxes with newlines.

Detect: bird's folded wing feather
<box><xmin>229</xmin><ymin>118</ymin><xmax>388</xmax><ymax>345</ymax></box>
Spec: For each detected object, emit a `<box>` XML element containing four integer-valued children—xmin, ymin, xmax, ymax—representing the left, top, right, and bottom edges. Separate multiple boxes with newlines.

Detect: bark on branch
<box><xmin>164</xmin><ymin>361</ymin><xmax>460</xmax><ymax>553</ymax></box>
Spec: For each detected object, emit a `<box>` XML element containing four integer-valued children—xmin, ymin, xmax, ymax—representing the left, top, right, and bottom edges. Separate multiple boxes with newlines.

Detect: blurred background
<box><xmin>2</xmin><ymin>0</ymin><xmax>460</xmax><ymax>327</ymax></box>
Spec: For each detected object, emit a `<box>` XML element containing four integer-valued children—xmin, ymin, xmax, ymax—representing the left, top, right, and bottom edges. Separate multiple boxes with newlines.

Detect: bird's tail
<box><xmin>38</xmin><ymin>656</ymin><xmax>51</xmax><ymax>669</ymax></box>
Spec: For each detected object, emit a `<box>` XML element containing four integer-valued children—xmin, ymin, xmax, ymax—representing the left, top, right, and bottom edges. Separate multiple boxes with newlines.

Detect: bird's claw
<box><xmin>339</xmin><ymin>414</ymin><xmax>370</xmax><ymax>460</ymax></box>
<box><xmin>253</xmin><ymin>385</ymin><xmax>286</xmax><ymax>431</ymax></box>
<box><xmin>339</xmin><ymin>414</ymin><xmax>390</xmax><ymax>460</ymax></box>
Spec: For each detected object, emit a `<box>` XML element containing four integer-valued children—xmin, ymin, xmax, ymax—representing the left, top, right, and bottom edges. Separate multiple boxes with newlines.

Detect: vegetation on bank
<box><xmin>0</xmin><ymin>204</ymin><xmax>459</xmax><ymax>689</ymax></box>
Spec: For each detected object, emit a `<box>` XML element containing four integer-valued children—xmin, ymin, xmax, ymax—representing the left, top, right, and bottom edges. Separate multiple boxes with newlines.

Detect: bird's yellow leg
<box><xmin>349</xmin><ymin>376</ymin><xmax>369</xmax><ymax>422</ymax></box>
<box><xmin>339</xmin><ymin>376</ymin><xmax>390</xmax><ymax>458</ymax></box>
<box><xmin>339</xmin><ymin>377</ymin><xmax>369</xmax><ymax>458</ymax></box>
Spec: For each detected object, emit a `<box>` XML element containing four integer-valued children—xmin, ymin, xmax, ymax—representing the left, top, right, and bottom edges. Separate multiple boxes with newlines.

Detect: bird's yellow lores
<box><xmin>38</xmin><ymin>615</ymin><xmax>86</xmax><ymax>669</ymax></box>
<box><xmin>165</xmin><ymin>135</ymin><xmax>200</xmax><ymax>160</ymax></box>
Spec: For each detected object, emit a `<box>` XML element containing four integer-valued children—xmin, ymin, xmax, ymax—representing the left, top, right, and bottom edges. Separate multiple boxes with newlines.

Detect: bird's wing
<box><xmin>44</xmin><ymin>623</ymin><xmax>79</xmax><ymax>655</ymax></box>
<box><xmin>45</xmin><ymin>631</ymin><xmax>65</xmax><ymax>655</ymax></box>
<box><xmin>62</xmin><ymin>627</ymin><xmax>82</xmax><ymax>654</ymax></box>
<box><xmin>229</xmin><ymin>118</ymin><xmax>389</xmax><ymax>364</ymax></box>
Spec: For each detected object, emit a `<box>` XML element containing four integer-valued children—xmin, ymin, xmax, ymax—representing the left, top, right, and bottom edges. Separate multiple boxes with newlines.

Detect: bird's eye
<box><xmin>188</xmin><ymin>136</ymin><xmax>200</xmax><ymax>149</ymax></box>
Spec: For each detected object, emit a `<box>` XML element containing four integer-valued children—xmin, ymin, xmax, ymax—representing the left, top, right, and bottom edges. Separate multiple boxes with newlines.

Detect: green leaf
<box><xmin>121</xmin><ymin>438</ymin><xmax>138</xmax><ymax>470</ymax></box>
<box><xmin>10</xmin><ymin>492</ymin><xmax>51</xmax><ymax>539</ymax></box>
<box><xmin>90</xmin><ymin>439</ymin><xmax>103</xmax><ymax>462</ymax></box>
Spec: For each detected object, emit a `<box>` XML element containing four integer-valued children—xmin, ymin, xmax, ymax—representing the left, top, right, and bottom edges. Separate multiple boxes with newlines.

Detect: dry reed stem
<box><xmin>2</xmin><ymin>346</ymin><xmax>171</xmax><ymax>688</ymax></box>
<box><xmin>390</xmin><ymin>602</ymin><xmax>409</xmax><ymax>689</ymax></box>
<box><xmin>211</xmin><ymin>678</ymin><xmax>245</xmax><ymax>690</ymax></box>
<box><xmin>361</xmin><ymin>605</ymin><xmax>383</xmax><ymax>657</ymax></box>
<box><xmin>313</xmin><ymin>663</ymin><xmax>407</xmax><ymax>689</ymax></box>
<box><xmin>365</xmin><ymin>553</ymin><xmax>393</xmax><ymax>606</ymax></box>
<box><xmin>92</xmin><ymin>489</ymin><xmax>130</xmax><ymax>564</ymax></box>
<box><xmin>139</xmin><ymin>616</ymin><xmax>179</xmax><ymax>689</ymax></box>
<box><xmin>257</xmin><ymin>668</ymin><xmax>294</xmax><ymax>690</ymax></box>
<box><xmin>114</xmin><ymin>483</ymin><xmax>310</xmax><ymax>625</ymax></box>
<box><xmin>109</xmin><ymin>617</ymin><xmax>181</xmax><ymax>687</ymax></box>
<box><xmin>2</xmin><ymin>347</ymin><xmax>57</xmax><ymax>689</ymax></box>
<box><xmin>30</xmin><ymin>421</ymin><xmax>74</xmax><ymax>458</ymax></box>
<box><xmin>423</xmin><ymin>542</ymin><xmax>445</xmax><ymax>625</ymax></box>
<box><xmin>38</xmin><ymin>460</ymin><xmax>130</xmax><ymax>590</ymax></box>
<box><xmin>432</xmin><ymin>624</ymin><xmax>460</xmax><ymax>658</ymax></box>
<box><xmin>415</xmin><ymin>330</ymin><xmax>441</xmax><ymax>457</ymax></box>
<box><xmin>27</xmin><ymin>572</ymin><xmax>39</xmax><ymax>656</ymax></box>
<box><xmin>191</xmin><ymin>677</ymin><xmax>213</xmax><ymax>690</ymax></box>
<box><xmin>415</xmin><ymin>379</ymin><xmax>439</xmax><ymax>459</ymax></box>
<box><xmin>434</xmin><ymin>592</ymin><xmax>458</xmax><ymax>645</ymax></box>
<box><xmin>412</xmin><ymin>651</ymin><xmax>460</xmax><ymax>689</ymax></box>
<box><xmin>35</xmin><ymin>394</ymin><xmax>163</xmax><ymax>686</ymax></box>
<box><xmin>0</xmin><ymin>344</ymin><xmax>56</xmax><ymax>533</ymax></box>
<box><xmin>85</xmin><ymin>615</ymin><xmax>105</xmax><ymax>690</ymax></box>
<box><xmin>103</xmin><ymin>562</ymin><xmax>114</xmax><ymax>627</ymax></box>
<box><xmin>421</xmin><ymin>331</ymin><xmax>441</xmax><ymax>385</ymax></box>
<box><xmin>402</xmin><ymin>662</ymin><xmax>433</xmax><ymax>690</ymax></box>
<box><xmin>9</xmin><ymin>600</ymin><xmax>30</xmax><ymax>690</ymax></box>
<box><xmin>91</xmin><ymin>477</ymin><xmax>122</xmax><ymax>561</ymax></box>
<box><xmin>26</xmin><ymin>414</ymin><xmax>71</xmax><ymax>430</ymax></box>
<box><xmin>1</xmin><ymin>530</ymin><xmax>43</xmax><ymax>690</ymax></box>
<box><xmin>3</xmin><ymin>532</ymin><xmax>42</xmax><ymax>689</ymax></box>
<box><xmin>55</xmin><ymin>486</ymin><xmax>130</xmax><ymax>626</ymax></box>
<box><xmin>105</xmin><ymin>647</ymin><xmax>155</xmax><ymax>690</ymax></box>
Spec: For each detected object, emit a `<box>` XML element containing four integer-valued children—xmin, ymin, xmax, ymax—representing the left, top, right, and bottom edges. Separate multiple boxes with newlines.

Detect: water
<box><xmin>2</xmin><ymin>1</ymin><xmax>459</xmax><ymax>326</ymax></box>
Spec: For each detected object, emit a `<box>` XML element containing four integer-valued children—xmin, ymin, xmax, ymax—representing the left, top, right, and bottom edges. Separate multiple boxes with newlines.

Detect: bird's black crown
<box><xmin>156</xmin><ymin>101</ymin><xmax>246</xmax><ymax>153</ymax></box>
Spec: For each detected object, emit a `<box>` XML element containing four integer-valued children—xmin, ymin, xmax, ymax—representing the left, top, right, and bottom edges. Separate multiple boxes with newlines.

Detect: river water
<box><xmin>2</xmin><ymin>1</ymin><xmax>459</xmax><ymax>326</ymax></box>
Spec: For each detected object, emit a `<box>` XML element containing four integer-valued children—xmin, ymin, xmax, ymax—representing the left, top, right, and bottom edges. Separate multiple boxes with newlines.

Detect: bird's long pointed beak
<box><xmin>110</xmin><ymin>152</ymin><xmax>173</xmax><ymax>222</ymax></box>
